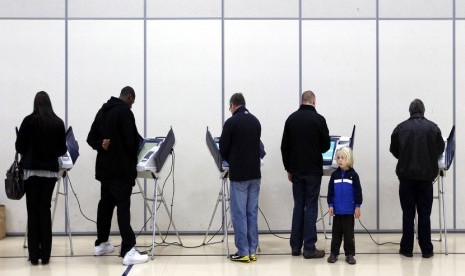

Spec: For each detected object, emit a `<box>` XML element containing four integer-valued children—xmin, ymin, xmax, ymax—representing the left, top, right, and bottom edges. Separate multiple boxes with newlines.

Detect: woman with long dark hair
<box><xmin>16</xmin><ymin>91</ymin><xmax>67</xmax><ymax>265</ymax></box>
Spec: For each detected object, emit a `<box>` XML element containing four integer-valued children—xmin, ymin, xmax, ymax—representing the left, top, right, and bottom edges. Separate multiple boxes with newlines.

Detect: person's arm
<box><xmin>390</xmin><ymin>126</ymin><xmax>400</xmax><ymax>159</ymax></box>
<box><xmin>56</xmin><ymin>120</ymin><xmax>68</xmax><ymax>157</ymax></box>
<box><xmin>280</xmin><ymin>120</ymin><xmax>290</xmax><ymax>172</ymax></box>
<box><xmin>436</xmin><ymin>127</ymin><xmax>445</xmax><ymax>158</ymax></box>
<box><xmin>219</xmin><ymin>120</ymin><xmax>232</xmax><ymax>162</ymax></box>
<box><xmin>119</xmin><ymin>108</ymin><xmax>140</xmax><ymax>157</ymax></box>
<box><xmin>15</xmin><ymin>117</ymin><xmax>29</xmax><ymax>155</ymax></box>
<box><xmin>327</xmin><ymin>174</ymin><xmax>335</xmax><ymax>216</ymax></box>
<box><xmin>319</xmin><ymin>118</ymin><xmax>330</xmax><ymax>153</ymax></box>
<box><xmin>353</xmin><ymin>171</ymin><xmax>363</xmax><ymax>218</ymax></box>
<box><xmin>87</xmin><ymin>110</ymin><xmax>105</xmax><ymax>152</ymax></box>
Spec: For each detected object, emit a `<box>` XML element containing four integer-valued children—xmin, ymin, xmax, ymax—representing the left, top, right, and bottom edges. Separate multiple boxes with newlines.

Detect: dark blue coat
<box><xmin>219</xmin><ymin>106</ymin><xmax>261</xmax><ymax>182</ymax></box>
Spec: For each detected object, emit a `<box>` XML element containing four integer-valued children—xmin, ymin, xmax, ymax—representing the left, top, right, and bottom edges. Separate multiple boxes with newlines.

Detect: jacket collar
<box><xmin>233</xmin><ymin>105</ymin><xmax>248</xmax><ymax>115</ymax></box>
<box><xmin>409</xmin><ymin>113</ymin><xmax>425</xmax><ymax>119</ymax></box>
<box><xmin>299</xmin><ymin>104</ymin><xmax>316</xmax><ymax>111</ymax></box>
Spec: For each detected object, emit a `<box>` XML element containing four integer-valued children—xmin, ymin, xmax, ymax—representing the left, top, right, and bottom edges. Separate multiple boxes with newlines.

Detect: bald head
<box><xmin>301</xmin><ymin>90</ymin><xmax>316</xmax><ymax>106</ymax></box>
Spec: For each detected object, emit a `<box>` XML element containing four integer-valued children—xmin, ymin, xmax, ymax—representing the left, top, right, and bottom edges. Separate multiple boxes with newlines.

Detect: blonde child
<box><xmin>327</xmin><ymin>147</ymin><xmax>363</xmax><ymax>264</ymax></box>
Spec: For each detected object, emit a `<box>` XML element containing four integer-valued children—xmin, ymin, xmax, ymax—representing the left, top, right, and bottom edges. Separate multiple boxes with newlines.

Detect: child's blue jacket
<box><xmin>327</xmin><ymin>167</ymin><xmax>363</xmax><ymax>215</ymax></box>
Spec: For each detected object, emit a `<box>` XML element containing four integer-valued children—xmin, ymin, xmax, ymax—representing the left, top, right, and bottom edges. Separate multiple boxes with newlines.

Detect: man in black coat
<box><xmin>281</xmin><ymin>90</ymin><xmax>330</xmax><ymax>259</ymax></box>
<box><xmin>390</xmin><ymin>99</ymin><xmax>445</xmax><ymax>259</ymax></box>
<box><xmin>87</xmin><ymin>86</ymin><xmax>148</xmax><ymax>266</ymax></box>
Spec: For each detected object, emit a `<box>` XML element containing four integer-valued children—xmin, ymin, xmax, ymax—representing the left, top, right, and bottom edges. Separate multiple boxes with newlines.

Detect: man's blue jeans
<box><xmin>290</xmin><ymin>172</ymin><xmax>322</xmax><ymax>252</ymax></box>
<box><xmin>229</xmin><ymin>178</ymin><xmax>261</xmax><ymax>256</ymax></box>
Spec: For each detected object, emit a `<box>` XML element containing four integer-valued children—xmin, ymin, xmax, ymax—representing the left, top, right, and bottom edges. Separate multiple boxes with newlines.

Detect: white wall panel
<box><xmin>0</xmin><ymin>0</ymin><xmax>64</xmax><ymax>17</ymax></box>
<box><xmin>0</xmin><ymin>20</ymin><xmax>65</xmax><ymax>233</ymax></box>
<box><xmin>303</xmin><ymin>0</ymin><xmax>375</xmax><ymax>18</ymax></box>
<box><xmin>67</xmin><ymin>21</ymin><xmax>144</xmax><ymax>232</ymax></box>
<box><xmin>148</xmin><ymin>0</ymin><xmax>220</xmax><ymax>18</ymax></box>
<box><xmin>225</xmin><ymin>0</ymin><xmax>298</xmax><ymax>18</ymax></box>
<box><xmin>225</xmin><ymin>20</ymin><xmax>299</xmax><ymax>230</ymax></box>
<box><xmin>455</xmin><ymin>21</ymin><xmax>465</xmax><ymax>229</ymax></box>
<box><xmin>379</xmin><ymin>0</ymin><xmax>452</xmax><ymax>18</ymax></box>
<box><xmin>379</xmin><ymin>21</ymin><xmax>453</xmax><ymax>230</ymax></box>
<box><xmin>302</xmin><ymin>21</ymin><xmax>377</xmax><ymax>229</ymax></box>
<box><xmin>147</xmin><ymin>20</ymin><xmax>222</xmax><ymax>231</ymax></box>
<box><xmin>68</xmin><ymin>0</ymin><xmax>143</xmax><ymax>18</ymax></box>
<box><xmin>458</xmin><ymin>0</ymin><xmax>465</xmax><ymax>18</ymax></box>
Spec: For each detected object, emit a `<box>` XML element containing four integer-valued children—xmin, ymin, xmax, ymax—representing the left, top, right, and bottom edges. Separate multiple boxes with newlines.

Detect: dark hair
<box><xmin>32</xmin><ymin>91</ymin><xmax>61</xmax><ymax>128</ymax></box>
<box><xmin>229</xmin><ymin>93</ymin><xmax>246</xmax><ymax>106</ymax></box>
<box><xmin>409</xmin><ymin>99</ymin><xmax>425</xmax><ymax>116</ymax></box>
<box><xmin>120</xmin><ymin>86</ymin><xmax>135</xmax><ymax>98</ymax></box>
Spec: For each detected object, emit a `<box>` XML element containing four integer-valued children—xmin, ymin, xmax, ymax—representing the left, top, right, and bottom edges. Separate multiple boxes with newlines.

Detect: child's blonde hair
<box><xmin>336</xmin><ymin>146</ymin><xmax>354</xmax><ymax>168</ymax></box>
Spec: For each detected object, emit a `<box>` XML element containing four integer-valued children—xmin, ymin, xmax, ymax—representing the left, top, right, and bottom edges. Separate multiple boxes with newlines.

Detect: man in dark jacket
<box><xmin>281</xmin><ymin>90</ymin><xmax>330</xmax><ymax>259</ymax></box>
<box><xmin>220</xmin><ymin>93</ymin><xmax>261</xmax><ymax>263</ymax></box>
<box><xmin>87</xmin><ymin>86</ymin><xmax>148</xmax><ymax>266</ymax></box>
<box><xmin>390</xmin><ymin>98</ymin><xmax>445</xmax><ymax>259</ymax></box>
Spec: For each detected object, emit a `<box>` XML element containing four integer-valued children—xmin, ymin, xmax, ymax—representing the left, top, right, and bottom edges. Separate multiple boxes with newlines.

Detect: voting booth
<box><xmin>432</xmin><ymin>125</ymin><xmax>455</xmax><ymax>254</ymax></box>
<box><xmin>203</xmin><ymin>128</ymin><xmax>231</xmax><ymax>256</ymax></box>
<box><xmin>322</xmin><ymin>125</ymin><xmax>356</xmax><ymax>176</ymax></box>
<box><xmin>135</xmin><ymin>128</ymin><xmax>182</xmax><ymax>259</ymax></box>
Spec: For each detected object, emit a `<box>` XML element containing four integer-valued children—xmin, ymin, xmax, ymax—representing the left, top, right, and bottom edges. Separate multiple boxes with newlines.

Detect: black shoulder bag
<box><xmin>5</xmin><ymin>128</ymin><xmax>25</xmax><ymax>200</ymax></box>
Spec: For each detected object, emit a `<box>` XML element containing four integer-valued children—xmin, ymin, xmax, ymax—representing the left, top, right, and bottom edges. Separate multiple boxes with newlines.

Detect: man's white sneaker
<box><xmin>123</xmin><ymin>248</ymin><xmax>149</xmax><ymax>266</ymax></box>
<box><xmin>94</xmin><ymin>241</ymin><xmax>114</xmax><ymax>256</ymax></box>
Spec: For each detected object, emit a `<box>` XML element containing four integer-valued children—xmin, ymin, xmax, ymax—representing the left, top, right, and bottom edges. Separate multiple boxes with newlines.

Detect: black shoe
<box><xmin>303</xmin><ymin>249</ymin><xmax>325</xmax><ymax>259</ymax></box>
<box><xmin>346</xmin><ymin>255</ymin><xmax>356</xmax><ymax>265</ymax></box>
<box><xmin>30</xmin><ymin>260</ymin><xmax>39</xmax><ymax>266</ymax></box>
<box><xmin>229</xmin><ymin>253</ymin><xmax>250</xmax><ymax>263</ymax></box>
<box><xmin>291</xmin><ymin>249</ymin><xmax>301</xmax><ymax>256</ymax></box>
<box><xmin>399</xmin><ymin>249</ymin><xmax>413</xmax><ymax>257</ymax></box>
<box><xmin>327</xmin><ymin>254</ymin><xmax>338</xmax><ymax>263</ymax></box>
<box><xmin>422</xmin><ymin>252</ymin><xmax>434</xmax><ymax>258</ymax></box>
<box><xmin>42</xmin><ymin>259</ymin><xmax>50</xmax><ymax>265</ymax></box>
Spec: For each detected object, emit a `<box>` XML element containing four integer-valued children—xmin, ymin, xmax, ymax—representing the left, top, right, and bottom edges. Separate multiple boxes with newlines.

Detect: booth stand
<box><xmin>136</xmin><ymin>128</ymin><xmax>182</xmax><ymax>260</ymax></box>
<box><xmin>203</xmin><ymin>128</ymin><xmax>231</xmax><ymax>257</ymax></box>
<box><xmin>431</xmin><ymin>125</ymin><xmax>455</xmax><ymax>255</ymax></box>
<box><xmin>202</xmin><ymin>170</ymin><xmax>231</xmax><ymax>257</ymax></box>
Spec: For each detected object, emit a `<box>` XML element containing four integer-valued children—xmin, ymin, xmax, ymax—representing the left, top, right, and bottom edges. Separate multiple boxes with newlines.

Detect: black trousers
<box><xmin>290</xmin><ymin>173</ymin><xmax>322</xmax><ymax>252</ymax></box>
<box><xmin>330</xmin><ymin>214</ymin><xmax>355</xmax><ymax>256</ymax></box>
<box><xmin>95</xmin><ymin>181</ymin><xmax>136</xmax><ymax>257</ymax></box>
<box><xmin>399</xmin><ymin>179</ymin><xmax>433</xmax><ymax>254</ymax></box>
<box><xmin>25</xmin><ymin>176</ymin><xmax>57</xmax><ymax>262</ymax></box>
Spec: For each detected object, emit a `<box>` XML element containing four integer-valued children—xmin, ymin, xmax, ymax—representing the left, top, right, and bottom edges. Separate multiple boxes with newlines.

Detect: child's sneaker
<box><xmin>250</xmin><ymin>254</ymin><xmax>257</xmax><ymax>261</ymax></box>
<box><xmin>345</xmin><ymin>255</ymin><xmax>356</xmax><ymax>265</ymax></box>
<box><xmin>94</xmin><ymin>241</ymin><xmax>114</xmax><ymax>256</ymax></box>
<box><xmin>229</xmin><ymin>253</ymin><xmax>250</xmax><ymax>263</ymax></box>
<box><xmin>327</xmin><ymin>254</ymin><xmax>338</xmax><ymax>263</ymax></box>
<box><xmin>123</xmin><ymin>248</ymin><xmax>149</xmax><ymax>266</ymax></box>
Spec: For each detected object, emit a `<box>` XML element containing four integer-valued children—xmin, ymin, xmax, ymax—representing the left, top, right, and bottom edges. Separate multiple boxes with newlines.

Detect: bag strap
<box><xmin>14</xmin><ymin>126</ymin><xmax>20</xmax><ymax>162</ymax></box>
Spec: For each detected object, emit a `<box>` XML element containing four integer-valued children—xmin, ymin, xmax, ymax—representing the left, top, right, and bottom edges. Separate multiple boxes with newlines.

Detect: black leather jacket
<box><xmin>390</xmin><ymin>113</ymin><xmax>445</xmax><ymax>182</ymax></box>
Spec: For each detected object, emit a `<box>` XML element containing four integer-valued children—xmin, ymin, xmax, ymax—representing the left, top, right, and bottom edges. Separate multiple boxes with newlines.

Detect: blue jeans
<box><xmin>229</xmin><ymin>178</ymin><xmax>261</xmax><ymax>256</ymax></box>
<box><xmin>290</xmin><ymin>172</ymin><xmax>322</xmax><ymax>252</ymax></box>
